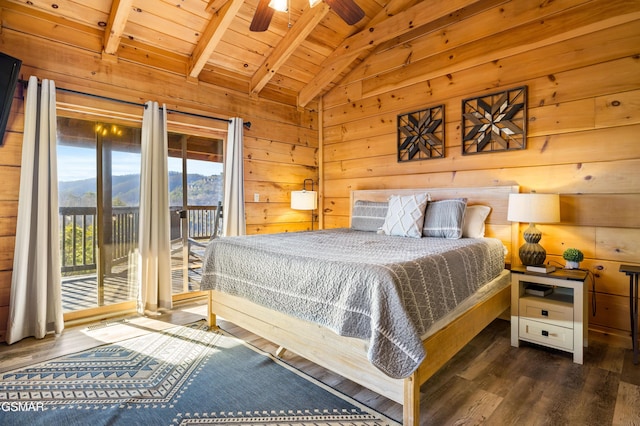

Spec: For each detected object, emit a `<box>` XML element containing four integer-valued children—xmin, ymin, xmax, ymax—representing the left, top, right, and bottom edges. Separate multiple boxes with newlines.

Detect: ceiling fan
<box><xmin>250</xmin><ymin>0</ymin><xmax>365</xmax><ymax>32</ymax></box>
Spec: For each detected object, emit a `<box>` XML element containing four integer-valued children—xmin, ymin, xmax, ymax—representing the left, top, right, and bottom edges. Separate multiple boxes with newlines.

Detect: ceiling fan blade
<box><xmin>324</xmin><ymin>0</ymin><xmax>365</xmax><ymax>25</ymax></box>
<box><xmin>250</xmin><ymin>0</ymin><xmax>275</xmax><ymax>32</ymax></box>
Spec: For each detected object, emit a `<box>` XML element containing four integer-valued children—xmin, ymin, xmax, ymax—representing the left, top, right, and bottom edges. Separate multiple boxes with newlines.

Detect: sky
<box><xmin>57</xmin><ymin>145</ymin><xmax>223</xmax><ymax>182</ymax></box>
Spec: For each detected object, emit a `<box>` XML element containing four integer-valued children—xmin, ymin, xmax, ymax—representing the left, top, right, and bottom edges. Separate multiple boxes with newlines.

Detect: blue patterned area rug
<box><xmin>0</xmin><ymin>321</ymin><xmax>399</xmax><ymax>425</ymax></box>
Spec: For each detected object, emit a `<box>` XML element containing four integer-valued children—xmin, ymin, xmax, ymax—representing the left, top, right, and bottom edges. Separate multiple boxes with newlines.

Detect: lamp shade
<box><xmin>291</xmin><ymin>190</ymin><xmax>317</xmax><ymax>210</ymax></box>
<box><xmin>507</xmin><ymin>193</ymin><xmax>560</xmax><ymax>224</ymax></box>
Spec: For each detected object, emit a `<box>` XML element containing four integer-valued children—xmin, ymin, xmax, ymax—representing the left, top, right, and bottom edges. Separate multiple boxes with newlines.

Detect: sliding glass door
<box><xmin>57</xmin><ymin>118</ymin><xmax>141</xmax><ymax>313</ymax></box>
<box><xmin>167</xmin><ymin>133</ymin><xmax>224</xmax><ymax>294</ymax></box>
<box><xmin>57</xmin><ymin>116</ymin><xmax>224</xmax><ymax>315</ymax></box>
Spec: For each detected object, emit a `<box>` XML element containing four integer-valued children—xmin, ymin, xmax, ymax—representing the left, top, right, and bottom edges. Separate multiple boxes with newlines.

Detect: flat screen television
<box><xmin>0</xmin><ymin>52</ymin><xmax>22</xmax><ymax>146</ymax></box>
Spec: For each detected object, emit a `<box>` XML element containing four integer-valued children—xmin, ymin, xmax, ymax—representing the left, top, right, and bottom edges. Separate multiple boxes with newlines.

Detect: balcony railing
<box><xmin>59</xmin><ymin>204</ymin><xmax>219</xmax><ymax>275</ymax></box>
<box><xmin>60</xmin><ymin>206</ymin><xmax>97</xmax><ymax>274</ymax></box>
<box><xmin>187</xmin><ymin>205</ymin><xmax>220</xmax><ymax>239</ymax></box>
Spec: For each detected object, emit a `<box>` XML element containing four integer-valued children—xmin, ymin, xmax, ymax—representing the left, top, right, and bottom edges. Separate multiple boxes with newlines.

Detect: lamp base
<box><xmin>519</xmin><ymin>222</ymin><xmax>547</xmax><ymax>266</ymax></box>
<box><xmin>519</xmin><ymin>243</ymin><xmax>547</xmax><ymax>266</ymax></box>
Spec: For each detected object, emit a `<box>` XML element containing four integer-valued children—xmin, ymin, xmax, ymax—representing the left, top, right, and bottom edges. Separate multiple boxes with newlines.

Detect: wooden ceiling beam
<box><xmin>103</xmin><ymin>0</ymin><xmax>134</xmax><ymax>55</ymax></box>
<box><xmin>297</xmin><ymin>0</ymin><xmax>481</xmax><ymax>107</ymax></box>
<box><xmin>207</xmin><ymin>0</ymin><xmax>229</xmax><ymax>13</ymax></box>
<box><xmin>188</xmin><ymin>0</ymin><xmax>244</xmax><ymax>79</ymax></box>
<box><xmin>250</xmin><ymin>2</ymin><xmax>331</xmax><ymax>96</ymax></box>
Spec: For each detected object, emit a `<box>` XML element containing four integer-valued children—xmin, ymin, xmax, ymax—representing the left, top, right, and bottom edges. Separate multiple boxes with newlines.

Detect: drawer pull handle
<box><xmin>542</xmin><ymin>330</ymin><xmax>549</xmax><ymax>337</ymax></box>
<box><xmin>541</xmin><ymin>309</ymin><xmax>549</xmax><ymax>316</ymax></box>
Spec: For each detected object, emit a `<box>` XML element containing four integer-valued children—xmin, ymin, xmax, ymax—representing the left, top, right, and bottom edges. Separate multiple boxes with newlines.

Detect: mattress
<box><xmin>201</xmin><ymin>228</ymin><xmax>505</xmax><ymax>378</ymax></box>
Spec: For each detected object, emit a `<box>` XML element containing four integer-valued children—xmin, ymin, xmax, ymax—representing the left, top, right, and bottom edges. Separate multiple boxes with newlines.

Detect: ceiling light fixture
<box><xmin>268</xmin><ymin>0</ymin><xmax>288</xmax><ymax>12</ymax></box>
<box><xmin>251</xmin><ymin>0</ymin><xmax>364</xmax><ymax>32</ymax></box>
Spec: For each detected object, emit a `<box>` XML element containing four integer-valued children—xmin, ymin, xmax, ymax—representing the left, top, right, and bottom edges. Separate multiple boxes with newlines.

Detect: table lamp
<box><xmin>507</xmin><ymin>192</ymin><xmax>560</xmax><ymax>266</ymax></box>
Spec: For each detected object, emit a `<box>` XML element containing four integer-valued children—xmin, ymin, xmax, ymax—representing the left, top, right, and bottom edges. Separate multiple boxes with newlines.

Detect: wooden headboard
<box><xmin>350</xmin><ymin>185</ymin><xmax>520</xmax><ymax>265</ymax></box>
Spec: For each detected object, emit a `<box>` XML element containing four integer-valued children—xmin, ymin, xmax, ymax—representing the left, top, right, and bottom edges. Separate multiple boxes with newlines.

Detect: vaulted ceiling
<box><xmin>1</xmin><ymin>0</ymin><xmax>478</xmax><ymax>108</ymax></box>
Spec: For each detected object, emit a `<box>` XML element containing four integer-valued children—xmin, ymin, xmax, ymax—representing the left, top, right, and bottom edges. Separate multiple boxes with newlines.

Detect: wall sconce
<box><xmin>507</xmin><ymin>192</ymin><xmax>560</xmax><ymax>266</ymax></box>
<box><xmin>291</xmin><ymin>178</ymin><xmax>317</xmax><ymax>230</ymax></box>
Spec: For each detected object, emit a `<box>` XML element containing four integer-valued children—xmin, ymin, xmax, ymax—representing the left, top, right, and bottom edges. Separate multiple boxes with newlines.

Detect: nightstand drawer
<box><xmin>519</xmin><ymin>296</ymin><xmax>573</xmax><ymax>328</ymax></box>
<box><xmin>519</xmin><ymin>318</ymin><xmax>573</xmax><ymax>351</ymax></box>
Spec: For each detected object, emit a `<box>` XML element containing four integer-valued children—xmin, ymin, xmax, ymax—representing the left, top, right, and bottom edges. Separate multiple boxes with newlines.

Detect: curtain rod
<box><xmin>19</xmin><ymin>78</ymin><xmax>251</xmax><ymax>129</ymax></box>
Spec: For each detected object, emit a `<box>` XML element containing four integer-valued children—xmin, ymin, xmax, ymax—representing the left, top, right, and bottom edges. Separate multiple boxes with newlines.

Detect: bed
<box><xmin>201</xmin><ymin>185</ymin><xmax>518</xmax><ymax>425</ymax></box>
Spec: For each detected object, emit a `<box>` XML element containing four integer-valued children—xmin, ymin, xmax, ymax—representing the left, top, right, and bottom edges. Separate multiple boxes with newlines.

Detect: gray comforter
<box><xmin>200</xmin><ymin>228</ymin><xmax>505</xmax><ymax>378</ymax></box>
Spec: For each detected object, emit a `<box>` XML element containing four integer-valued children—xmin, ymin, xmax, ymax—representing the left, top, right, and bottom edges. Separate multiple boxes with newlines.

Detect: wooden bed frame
<box><xmin>206</xmin><ymin>185</ymin><xmax>519</xmax><ymax>425</ymax></box>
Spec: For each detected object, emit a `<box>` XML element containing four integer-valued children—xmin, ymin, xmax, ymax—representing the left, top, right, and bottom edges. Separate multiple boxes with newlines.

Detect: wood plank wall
<box><xmin>320</xmin><ymin>0</ymin><xmax>640</xmax><ymax>338</ymax></box>
<box><xmin>0</xmin><ymin>30</ymin><xmax>319</xmax><ymax>341</ymax></box>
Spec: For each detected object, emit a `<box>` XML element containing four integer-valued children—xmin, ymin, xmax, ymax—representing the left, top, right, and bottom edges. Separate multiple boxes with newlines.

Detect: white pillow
<box><xmin>462</xmin><ymin>205</ymin><xmax>491</xmax><ymax>238</ymax></box>
<box><xmin>381</xmin><ymin>193</ymin><xmax>429</xmax><ymax>238</ymax></box>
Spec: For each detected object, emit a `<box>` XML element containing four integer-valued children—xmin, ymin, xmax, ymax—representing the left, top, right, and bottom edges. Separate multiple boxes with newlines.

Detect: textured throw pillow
<box><xmin>462</xmin><ymin>205</ymin><xmax>491</xmax><ymax>238</ymax></box>
<box><xmin>351</xmin><ymin>200</ymin><xmax>389</xmax><ymax>232</ymax></box>
<box><xmin>422</xmin><ymin>198</ymin><xmax>467</xmax><ymax>239</ymax></box>
<box><xmin>381</xmin><ymin>193</ymin><xmax>429</xmax><ymax>238</ymax></box>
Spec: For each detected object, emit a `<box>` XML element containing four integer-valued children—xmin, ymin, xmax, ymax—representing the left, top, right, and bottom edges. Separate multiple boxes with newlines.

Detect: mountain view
<box><xmin>59</xmin><ymin>171</ymin><xmax>223</xmax><ymax>207</ymax></box>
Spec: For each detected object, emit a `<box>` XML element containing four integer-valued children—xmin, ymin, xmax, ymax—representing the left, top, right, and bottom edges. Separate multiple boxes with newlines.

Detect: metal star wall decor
<box><xmin>462</xmin><ymin>86</ymin><xmax>527</xmax><ymax>155</ymax></box>
<box><xmin>397</xmin><ymin>105</ymin><xmax>445</xmax><ymax>162</ymax></box>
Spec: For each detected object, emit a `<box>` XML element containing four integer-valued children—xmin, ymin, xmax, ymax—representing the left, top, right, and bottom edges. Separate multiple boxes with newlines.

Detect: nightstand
<box><xmin>511</xmin><ymin>266</ymin><xmax>589</xmax><ymax>364</ymax></box>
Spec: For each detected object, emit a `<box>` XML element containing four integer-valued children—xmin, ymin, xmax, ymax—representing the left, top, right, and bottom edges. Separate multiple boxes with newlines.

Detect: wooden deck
<box><xmin>62</xmin><ymin>270</ymin><xmax>204</xmax><ymax>312</ymax></box>
<box><xmin>61</xmin><ymin>246</ymin><xmax>205</xmax><ymax>312</ymax></box>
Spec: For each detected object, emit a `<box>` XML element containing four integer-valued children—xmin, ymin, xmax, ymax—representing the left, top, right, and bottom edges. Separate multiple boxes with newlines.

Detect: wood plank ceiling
<box><xmin>1</xmin><ymin>0</ymin><xmax>493</xmax><ymax>109</ymax></box>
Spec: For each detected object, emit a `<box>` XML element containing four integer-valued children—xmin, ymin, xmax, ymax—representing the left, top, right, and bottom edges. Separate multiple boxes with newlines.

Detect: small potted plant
<box><xmin>563</xmin><ymin>248</ymin><xmax>584</xmax><ymax>269</ymax></box>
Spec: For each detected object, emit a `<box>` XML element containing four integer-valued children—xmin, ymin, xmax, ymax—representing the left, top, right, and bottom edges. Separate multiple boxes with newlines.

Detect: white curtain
<box><xmin>6</xmin><ymin>77</ymin><xmax>63</xmax><ymax>344</ymax></box>
<box><xmin>222</xmin><ymin>118</ymin><xmax>245</xmax><ymax>237</ymax></box>
<box><xmin>137</xmin><ymin>101</ymin><xmax>172</xmax><ymax>315</ymax></box>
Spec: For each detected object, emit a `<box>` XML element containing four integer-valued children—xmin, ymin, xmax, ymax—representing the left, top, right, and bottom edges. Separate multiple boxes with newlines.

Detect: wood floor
<box><xmin>1</xmin><ymin>299</ymin><xmax>639</xmax><ymax>425</ymax></box>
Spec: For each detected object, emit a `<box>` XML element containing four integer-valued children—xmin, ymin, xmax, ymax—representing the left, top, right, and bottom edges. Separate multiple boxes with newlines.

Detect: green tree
<box><xmin>62</xmin><ymin>221</ymin><xmax>95</xmax><ymax>275</ymax></box>
<box><xmin>113</xmin><ymin>196</ymin><xmax>126</xmax><ymax>206</ymax></box>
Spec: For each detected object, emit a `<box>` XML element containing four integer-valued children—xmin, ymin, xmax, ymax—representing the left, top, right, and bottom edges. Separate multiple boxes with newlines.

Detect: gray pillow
<box><xmin>381</xmin><ymin>193</ymin><xmax>429</xmax><ymax>238</ymax></box>
<box><xmin>422</xmin><ymin>198</ymin><xmax>468</xmax><ymax>239</ymax></box>
<box><xmin>351</xmin><ymin>200</ymin><xmax>389</xmax><ymax>232</ymax></box>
